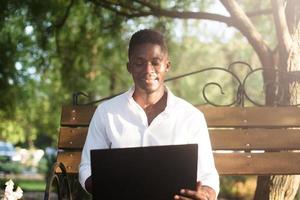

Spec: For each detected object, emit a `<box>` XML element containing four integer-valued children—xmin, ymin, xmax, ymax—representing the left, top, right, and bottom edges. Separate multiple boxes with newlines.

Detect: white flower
<box><xmin>13</xmin><ymin>187</ymin><xmax>23</xmax><ymax>199</ymax></box>
<box><xmin>1</xmin><ymin>180</ymin><xmax>23</xmax><ymax>200</ymax></box>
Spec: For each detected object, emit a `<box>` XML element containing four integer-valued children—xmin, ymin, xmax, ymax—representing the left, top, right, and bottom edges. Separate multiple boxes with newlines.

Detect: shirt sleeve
<box><xmin>189</xmin><ymin>111</ymin><xmax>220</xmax><ymax>196</ymax></box>
<box><xmin>78</xmin><ymin>105</ymin><xmax>110</xmax><ymax>192</ymax></box>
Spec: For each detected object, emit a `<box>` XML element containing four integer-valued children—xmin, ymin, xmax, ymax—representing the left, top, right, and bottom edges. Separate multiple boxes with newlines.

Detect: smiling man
<box><xmin>79</xmin><ymin>29</ymin><xmax>219</xmax><ymax>200</ymax></box>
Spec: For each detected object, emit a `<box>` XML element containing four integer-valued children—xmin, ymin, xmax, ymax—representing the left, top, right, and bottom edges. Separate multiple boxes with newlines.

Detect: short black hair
<box><xmin>128</xmin><ymin>29</ymin><xmax>168</xmax><ymax>58</ymax></box>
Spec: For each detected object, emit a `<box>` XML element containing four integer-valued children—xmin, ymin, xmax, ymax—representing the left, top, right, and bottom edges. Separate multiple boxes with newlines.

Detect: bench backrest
<box><xmin>56</xmin><ymin>105</ymin><xmax>300</xmax><ymax>175</ymax></box>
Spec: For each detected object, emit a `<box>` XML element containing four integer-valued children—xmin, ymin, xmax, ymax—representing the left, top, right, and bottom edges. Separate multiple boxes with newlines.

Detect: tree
<box><xmin>92</xmin><ymin>0</ymin><xmax>300</xmax><ymax>199</ymax></box>
<box><xmin>0</xmin><ymin>0</ymin><xmax>132</xmax><ymax>146</ymax></box>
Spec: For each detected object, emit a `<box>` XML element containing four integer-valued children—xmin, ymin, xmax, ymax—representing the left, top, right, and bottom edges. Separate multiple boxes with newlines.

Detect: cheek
<box><xmin>131</xmin><ymin>71</ymin><xmax>142</xmax><ymax>80</ymax></box>
<box><xmin>157</xmin><ymin>66</ymin><xmax>168</xmax><ymax>74</ymax></box>
<box><xmin>156</xmin><ymin>65</ymin><xmax>168</xmax><ymax>73</ymax></box>
<box><xmin>156</xmin><ymin>71</ymin><xmax>167</xmax><ymax>81</ymax></box>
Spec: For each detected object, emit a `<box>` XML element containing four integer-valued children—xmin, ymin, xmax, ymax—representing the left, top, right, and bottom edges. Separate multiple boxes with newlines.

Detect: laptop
<box><xmin>91</xmin><ymin>144</ymin><xmax>198</xmax><ymax>200</ymax></box>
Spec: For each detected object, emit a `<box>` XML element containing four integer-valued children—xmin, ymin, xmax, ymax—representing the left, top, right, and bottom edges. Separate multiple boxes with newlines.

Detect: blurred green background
<box><xmin>0</xmin><ymin>0</ymin><xmax>294</xmax><ymax>199</ymax></box>
<box><xmin>1</xmin><ymin>0</ymin><xmax>271</xmax><ymax>147</ymax></box>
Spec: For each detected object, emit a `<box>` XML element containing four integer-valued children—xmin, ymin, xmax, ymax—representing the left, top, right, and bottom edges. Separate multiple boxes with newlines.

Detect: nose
<box><xmin>145</xmin><ymin>61</ymin><xmax>155</xmax><ymax>73</ymax></box>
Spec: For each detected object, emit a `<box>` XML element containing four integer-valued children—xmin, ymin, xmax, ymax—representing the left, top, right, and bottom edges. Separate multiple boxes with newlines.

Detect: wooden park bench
<box><xmin>44</xmin><ymin>63</ymin><xmax>300</xmax><ymax>199</ymax></box>
<box><xmin>44</xmin><ymin>105</ymin><xmax>300</xmax><ymax>199</ymax></box>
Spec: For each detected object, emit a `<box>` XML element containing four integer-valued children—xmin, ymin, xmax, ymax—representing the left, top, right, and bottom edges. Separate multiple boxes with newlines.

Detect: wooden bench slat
<box><xmin>58</xmin><ymin>127</ymin><xmax>88</xmax><ymax>149</ymax></box>
<box><xmin>210</xmin><ymin>129</ymin><xmax>300</xmax><ymax>150</ymax></box>
<box><xmin>61</xmin><ymin>106</ymin><xmax>300</xmax><ymax>127</ymax></box>
<box><xmin>57</xmin><ymin>127</ymin><xmax>300</xmax><ymax>150</ymax></box>
<box><xmin>215</xmin><ymin>152</ymin><xmax>300</xmax><ymax>175</ymax></box>
<box><xmin>61</xmin><ymin>106</ymin><xmax>96</xmax><ymax>126</ymax></box>
<box><xmin>56</xmin><ymin>151</ymin><xmax>300</xmax><ymax>175</ymax></box>
<box><xmin>56</xmin><ymin>151</ymin><xmax>82</xmax><ymax>173</ymax></box>
<box><xmin>198</xmin><ymin>107</ymin><xmax>300</xmax><ymax>127</ymax></box>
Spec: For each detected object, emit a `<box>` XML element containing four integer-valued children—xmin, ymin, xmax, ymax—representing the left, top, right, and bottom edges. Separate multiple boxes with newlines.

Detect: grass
<box><xmin>0</xmin><ymin>178</ymin><xmax>46</xmax><ymax>192</ymax></box>
<box><xmin>16</xmin><ymin>179</ymin><xmax>46</xmax><ymax>191</ymax></box>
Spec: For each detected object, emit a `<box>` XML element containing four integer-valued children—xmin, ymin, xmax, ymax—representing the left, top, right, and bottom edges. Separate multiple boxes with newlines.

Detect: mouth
<box><xmin>143</xmin><ymin>77</ymin><xmax>158</xmax><ymax>84</ymax></box>
<box><xmin>141</xmin><ymin>74</ymin><xmax>159</xmax><ymax>84</ymax></box>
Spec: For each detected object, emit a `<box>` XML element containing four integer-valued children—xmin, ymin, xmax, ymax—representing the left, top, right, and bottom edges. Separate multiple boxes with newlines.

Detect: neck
<box><xmin>133</xmin><ymin>87</ymin><xmax>168</xmax><ymax>125</ymax></box>
<box><xmin>133</xmin><ymin>87</ymin><xmax>166</xmax><ymax>109</ymax></box>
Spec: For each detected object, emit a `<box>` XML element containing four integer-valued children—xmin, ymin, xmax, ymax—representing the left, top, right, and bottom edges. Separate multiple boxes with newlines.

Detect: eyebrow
<box><xmin>133</xmin><ymin>56</ymin><xmax>163</xmax><ymax>60</ymax></box>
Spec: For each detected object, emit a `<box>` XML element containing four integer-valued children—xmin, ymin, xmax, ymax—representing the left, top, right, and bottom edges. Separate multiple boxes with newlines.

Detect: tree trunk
<box><xmin>254</xmin><ymin>0</ymin><xmax>300</xmax><ymax>199</ymax></box>
<box><xmin>270</xmin><ymin>176</ymin><xmax>300</xmax><ymax>200</ymax></box>
<box><xmin>255</xmin><ymin>175</ymin><xmax>300</xmax><ymax>200</ymax></box>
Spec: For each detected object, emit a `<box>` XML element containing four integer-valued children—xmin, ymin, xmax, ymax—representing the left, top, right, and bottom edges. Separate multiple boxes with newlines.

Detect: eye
<box><xmin>151</xmin><ymin>59</ymin><xmax>162</xmax><ymax>66</ymax></box>
<box><xmin>132</xmin><ymin>59</ymin><xmax>146</xmax><ymax>67</ymax></box>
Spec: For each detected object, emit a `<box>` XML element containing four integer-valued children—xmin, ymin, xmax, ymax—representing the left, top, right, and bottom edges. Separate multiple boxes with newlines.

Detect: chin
<box><xmin>143</xmin><ymin>85</ymin><xmax>163</xmax><ymax>94</ymax></box>
<box><xmin>135</xmin><ymin>80</ymin><xmax>164</xmax><ymax>94</ymax></box>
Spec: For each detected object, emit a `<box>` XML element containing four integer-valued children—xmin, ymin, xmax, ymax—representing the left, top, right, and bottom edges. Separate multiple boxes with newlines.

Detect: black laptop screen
<box><xmin>91</xmin><ymin>144</ymin><xmax>198</xmax><ymax>200</ymax></box>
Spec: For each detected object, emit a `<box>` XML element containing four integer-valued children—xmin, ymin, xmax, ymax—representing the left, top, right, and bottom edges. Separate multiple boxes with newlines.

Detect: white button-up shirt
<box><xmin>79</xmin><ymin>87</ymin><xmax>219</xmax><ymax>194</ymax></box>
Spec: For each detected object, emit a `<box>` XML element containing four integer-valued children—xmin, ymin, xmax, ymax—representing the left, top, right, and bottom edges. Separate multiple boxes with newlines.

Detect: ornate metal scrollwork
<box><xmin>72</xmin><ymin>61</ymin><xmax>299</xmax><ymax>107</ymax></box>
<box><xmin>44</xmin><ymin>162</ymin><xmax>72</xmax><ymax>200</ymax></box>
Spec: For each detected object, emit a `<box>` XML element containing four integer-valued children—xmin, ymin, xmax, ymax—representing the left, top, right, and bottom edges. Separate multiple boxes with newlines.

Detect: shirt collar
<box><xmin>164</xmin><ymin>86</ymin><xmax>176</xmax><ymax>114</ymax></box>
<box><xmin>125</xmin><ymin>86</ymin><xmax>175</xmax><ymax>114</ymax></box>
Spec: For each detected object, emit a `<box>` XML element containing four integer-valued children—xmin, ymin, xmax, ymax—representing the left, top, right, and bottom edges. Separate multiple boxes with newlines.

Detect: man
<box><xmin>79</xmin><ymin>29</ymin><xmax>219</xmax><ymax>200</ymax></box>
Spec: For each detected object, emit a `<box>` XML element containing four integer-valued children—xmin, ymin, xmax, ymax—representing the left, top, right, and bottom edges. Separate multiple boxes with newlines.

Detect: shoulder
<box><xmin>169</xmin><ymin>93</ymin><xmax>205</xmax><ymax>119</ymax></box>
<box><xmin>95</xmin><ymin>91</ymin><xmax>129</xmax><ymax>114</ymax></box>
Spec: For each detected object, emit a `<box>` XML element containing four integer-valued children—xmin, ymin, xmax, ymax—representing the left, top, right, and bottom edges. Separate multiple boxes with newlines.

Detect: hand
<box><xmin>174</xmin><ymin>181</ymin><xmax>216</xmax><ymax>200</ymax></box>
<box><xmin>85</xmin><ymin>176</ymin><xmax>92</xmax><ymax>194</ymax></box>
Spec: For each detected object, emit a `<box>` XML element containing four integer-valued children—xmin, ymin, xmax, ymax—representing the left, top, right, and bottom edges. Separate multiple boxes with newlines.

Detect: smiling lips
<box><xmin>141</xmin><ymin>74</ymin><xmax>159</xmax><ymax>84</ymax></box>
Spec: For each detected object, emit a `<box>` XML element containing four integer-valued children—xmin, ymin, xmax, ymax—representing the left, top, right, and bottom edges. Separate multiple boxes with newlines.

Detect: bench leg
<box><xmin>44</xmin><ymin>162</ymin><xmax>72</xmax><ymax>200</ymax></box>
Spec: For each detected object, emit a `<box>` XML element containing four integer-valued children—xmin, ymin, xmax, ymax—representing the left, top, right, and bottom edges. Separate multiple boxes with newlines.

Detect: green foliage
<box><xmin>0</xmin><ymin>157</ymin><xmax>23</xmax><ymax>174</ymax></box>
<box><xmin>219</xmin><ymin>176</ymin><xmax>258</xmax><ymax>200</ymax></box>
<box><xmin>220</xmin><ymin>176</ymin><xmax>247</xmax><ymax>199</ymax></box>
<box><xmin>0</xmin><ymin>0</ymin><xmax>273</xmax><ymax>148</ymax></box>
<box><xmin>39</xmin><ymin>151</ymin><xmax>56</xmax><ymax>177</ymax></box>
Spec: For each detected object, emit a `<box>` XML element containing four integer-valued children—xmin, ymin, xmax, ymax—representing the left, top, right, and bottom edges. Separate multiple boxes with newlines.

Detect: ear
<box><xmin>165</xmin><ymin>61</ymin><xmax>171</xmax><ymax>72</ymax></box>
<box><xmin>127</xmin><ymin>62</ymin><xmax>132</xmax><ymax>73</ymax></box>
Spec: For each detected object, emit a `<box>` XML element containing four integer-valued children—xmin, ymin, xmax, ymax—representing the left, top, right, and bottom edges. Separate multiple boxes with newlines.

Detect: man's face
<box><xmin>127</xmin><ymin>43</ymin><xmax>170</xmax><ymax>95</ymax></box>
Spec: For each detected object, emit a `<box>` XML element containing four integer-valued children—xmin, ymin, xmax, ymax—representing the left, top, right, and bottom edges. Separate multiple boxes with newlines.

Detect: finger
<box><xmin>180</xmin><ymin>188</ymin><xmax>210</xmax><ymax>200</ymax></box>
<box><xmin>174</xmin><ymin>194</ymin><xmax>193</xmax><ymax>200</ymax></box>
<box><xmin>196</xmin><ymin>181</ymin><xmax>202</xmax><ymax>190</ymax></box>
<box><xmin>180</xmin><ymin>189</ymin><xmax>199</xmax><ymax>198</ymax></box>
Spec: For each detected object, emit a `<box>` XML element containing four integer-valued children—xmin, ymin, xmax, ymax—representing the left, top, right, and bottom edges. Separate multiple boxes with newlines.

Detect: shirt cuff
<box><xmin>79</xmin><ymin>165</ymin><xmax>91</xmax><ymax>193</ymax></box>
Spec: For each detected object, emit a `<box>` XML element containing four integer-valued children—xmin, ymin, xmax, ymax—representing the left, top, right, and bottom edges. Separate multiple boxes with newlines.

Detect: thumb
<box><xmin>196</xmin><ymin>181</ymin><xmax>202</xmax><ymax>190</ymax></box>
